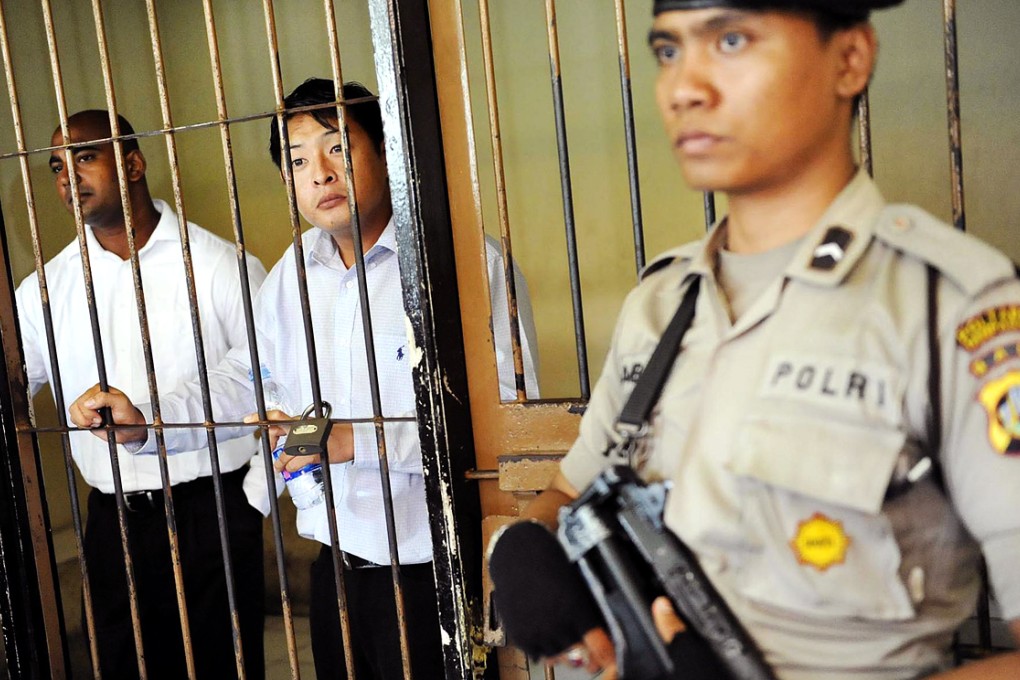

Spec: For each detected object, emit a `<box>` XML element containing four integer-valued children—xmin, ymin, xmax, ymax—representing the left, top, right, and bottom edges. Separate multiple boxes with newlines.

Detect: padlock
<box><xmin>284</xmin><ymin>401</ymin><xmax>333</xmax><ymax>457</ymax></box>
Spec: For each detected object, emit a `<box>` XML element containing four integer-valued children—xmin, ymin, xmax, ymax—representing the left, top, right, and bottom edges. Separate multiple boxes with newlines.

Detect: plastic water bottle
<box><xmin>251</xmin><ymin>364</ymin><xmax>324</xmax><ymax>510</ymax></box>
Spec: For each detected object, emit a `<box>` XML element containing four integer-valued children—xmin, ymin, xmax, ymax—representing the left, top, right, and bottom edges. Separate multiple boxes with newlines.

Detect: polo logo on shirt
<box><xmin>809</xmin><ymin>227</ymin><xmax>853</xmax><ymax>271</ymax></box>
<box><xmin>956</xmin><ymin>305</ymin><xmax>1020</xmax><ymax>352</ymax></box>
<box><xmin>396</xmin><ymin>345</ymin><xmax>406</xmax><ymax>361</ymax></box>
<box><xmin>762</xmin><ymin>354</ymin><xmax>898</xmax><ymax>422</ymax></box>
<box><xmin>977</xmin><ymin>370</ymin><xmax>1020</xmax><ymax>456</ymax></box>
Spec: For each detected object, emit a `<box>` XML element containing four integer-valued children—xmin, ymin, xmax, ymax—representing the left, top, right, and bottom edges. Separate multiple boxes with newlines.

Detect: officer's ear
<box><xmin>124</xmin><ymin>148</ymin><xmax>146</xmax><ymax>183</ymax></box>
<box><xmin>832</xmin><ymin>22</ymin><xmax>878</xmax><ymax>102</ymax></box>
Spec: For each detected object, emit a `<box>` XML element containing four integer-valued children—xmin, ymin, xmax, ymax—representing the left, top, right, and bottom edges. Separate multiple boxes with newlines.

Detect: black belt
<box><xmin>109</xmin><ymin>467</ymin><xmax>247</xmax><ymax>514</ymax></box>
<box><xmin>341</xmin><ymin>551</ymin><xmax>384</xmax><ymax>570</ymax></box>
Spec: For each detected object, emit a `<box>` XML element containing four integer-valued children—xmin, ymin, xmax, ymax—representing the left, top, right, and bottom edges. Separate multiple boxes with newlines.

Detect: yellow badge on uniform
<box><xmin>978</xmin><ymin>370</ymin><xmax>1020</xmax><ymax>455</ymax></box>
<box><xmin>791</xmin><ymin>513</ymin><xmax>850</xmax><ymax>572</ymax></box>
<box><xmin>957</xmin><ymin>305</ymin><xmax>1020</xmax><ymax>351</ymax></box>
<box><xmin>970</xmin><ymin>342</ymin><xmax>1020</xmax><ymax>377</ymax></box>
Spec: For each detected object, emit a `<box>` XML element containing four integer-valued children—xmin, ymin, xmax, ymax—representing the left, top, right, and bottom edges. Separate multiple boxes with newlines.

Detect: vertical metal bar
<box><xmin>86</xmin><ymin>1</ymin><xmax>205</xmax><ymax>676</ymax></box>
<box><xmin>613</xmin><ymin>0</ymin><xmax>646</xmax><ymax>277</ymax></box>
<box><xmin>196</xmin><ymin>1</ymin><xmax>303</xmax><ymax>677</ymax></box>
<box><xmin>857</xmin><ymin>89</ymin><xmax>874</xmax><ymax>177</ymax></box>
<box><xmin>944</xmin><ymin>8</ymin><xmax>988</xmax><ymax>653</ymax></box>
<box><xmin>38</xmin><ymin>0</ymin><xmax>149</xmax><ymax>675</ymax></box>
<box><xmin>317</xmin><ymin>1</ymin><xmax>415</xmax><ymax>677</ymax></box>
<box><xmin>477</xmin><ymin>0</ymin><xmax>528</xmax><ymax>400</ymax></box>
<box><xmin>260</xmin><ymin>1</ymin><xmax>355</xmax><ymax>677</ymax></box>
<box><xmin>0</xmin><ymin>229</ymin><xmax>53</xmax><ymax>679</ymax></box>
<box><xmin>543</xmin><ymin>0</ymin><xmax>590</xmax><ymax>400</ymax></box>
<box><xmin>0</xmin><ymin>2</ymin><xmax>85</xmax><ymax>676</ymax></box>
<box><xmin>942</xmin><ymin>0</ymin><xmax>966</xmax><ymax>233</ymax></box>
<box><xmin>138</xmin><ymin>1</ymin><xmax>260</xmax><ymax>677</ymax></box>
<box><xmin>942</xmin><ymin>0</ymin><xmax>989</xmax><ymax>656</ymax></box>
<box><xmin>368</xmin><ymin>0</ymin><xmax>482</xmax><ymax>676</ymax></box>
<box><xmin>703</xmin><ymin>192</ymin><xmax>716</xmax><ymax>229</ymax></box>
<box><xmin>311</xmin><ymin>8</ymin><xmax>416</xmax><ymax>669</ymax></box>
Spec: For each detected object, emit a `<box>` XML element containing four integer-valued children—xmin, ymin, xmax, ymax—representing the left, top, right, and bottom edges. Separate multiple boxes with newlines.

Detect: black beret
<box><xmin>653</xmin><ymin>0</ymin><xmax>904</xmax><ymax>20</ymax></box>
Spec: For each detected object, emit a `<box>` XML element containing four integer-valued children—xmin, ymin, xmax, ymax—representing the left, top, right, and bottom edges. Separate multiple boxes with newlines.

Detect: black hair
<box><xmin>65</xmin><ymin>110</ymin><xmax>140</xmax><ymax>153</ymax></box>
<box><xmin>268</xmin><ymin>79</ymin><xmax>383</xmax><ymax>169</ymax></box>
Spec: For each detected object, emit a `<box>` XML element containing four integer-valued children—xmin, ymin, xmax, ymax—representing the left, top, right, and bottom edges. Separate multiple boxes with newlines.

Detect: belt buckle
<box><xmin>124</xmin><ymin>490</ymin><xmax>154</xmax><ymax>513</ymax></box>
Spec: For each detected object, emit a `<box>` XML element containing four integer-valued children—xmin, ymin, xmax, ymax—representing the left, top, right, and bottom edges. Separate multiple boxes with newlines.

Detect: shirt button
<box><xmin>345</xmin><ymin>280</ymin><xmax>355</xmax><ymax>289</ymax></box>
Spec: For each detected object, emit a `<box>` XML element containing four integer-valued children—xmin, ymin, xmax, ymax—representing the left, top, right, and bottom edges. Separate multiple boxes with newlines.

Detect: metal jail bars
<box><xmin>0</xmin><ymin>0</ymin><xmax>509</xmax><ymax>678</ymax></box>
<box><xmin>0</xmin><ymin>2</ymin><xmax>1016</xmax><ymax>680</ymax></box>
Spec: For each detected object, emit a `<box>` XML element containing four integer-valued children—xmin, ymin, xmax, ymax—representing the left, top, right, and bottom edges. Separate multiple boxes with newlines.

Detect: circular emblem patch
<box><xmin>790</xmin><ymin>513</ymin><xmax>850</xmax><ymax>572</ymax></box>
<box><xmin>978</xmin><ymin>370</ymin><xmax>1020</xmax><ymax>455</ymax></box>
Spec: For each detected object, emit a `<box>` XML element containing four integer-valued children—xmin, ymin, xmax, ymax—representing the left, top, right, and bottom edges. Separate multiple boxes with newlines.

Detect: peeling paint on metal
<box><xmin>403</xmin><ymin>315</ymin><xmax>425</xmax><ymax>368</ymax></box>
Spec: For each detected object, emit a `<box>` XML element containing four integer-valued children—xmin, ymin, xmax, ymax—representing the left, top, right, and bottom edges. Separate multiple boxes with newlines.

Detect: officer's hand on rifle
<box><xmin>653</xmin><ymin>596</ymin><xmax>686</xmax><ymax>643</ymax></box>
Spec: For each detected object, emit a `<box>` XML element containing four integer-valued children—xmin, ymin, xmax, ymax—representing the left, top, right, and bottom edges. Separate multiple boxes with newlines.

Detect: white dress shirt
<box><xmin>15</xmin><ymin>199</ymin><xmax>267</xmax><ymax>493</ymax></box>
<box><xmin>144</xmin><ymin>219</ymin><xmax>539</xmax><ymax>565</ymax></box>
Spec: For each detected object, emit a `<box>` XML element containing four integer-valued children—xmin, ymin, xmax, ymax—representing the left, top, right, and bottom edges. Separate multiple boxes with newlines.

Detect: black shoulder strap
<box><xmin>926</xmin><ymin>265</ymin><xmax>946</xmax><ymax>491</ymax></box>
<box><xmin>617</xmin><ymin>277</ymin><xmax>702</xmax><ymax>433</ymax></box>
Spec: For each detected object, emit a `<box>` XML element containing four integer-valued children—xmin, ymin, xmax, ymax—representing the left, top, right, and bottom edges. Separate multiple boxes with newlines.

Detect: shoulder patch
<box><xmin>639</xmin><ymin>241</ymin><xmax>699</xmax><ymax>282</ymax></box>
<box><xmin>874</xmin><ymin>205</ymin><xmax>1016</xmax><ymax>296</ymax></box>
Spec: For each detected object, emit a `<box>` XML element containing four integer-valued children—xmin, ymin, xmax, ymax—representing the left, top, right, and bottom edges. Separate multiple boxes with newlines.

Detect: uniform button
<box><xmin>893</xmin><ymin>216</ymin><xmax>912</xmax><ymax>231</ymax></box>
<box><xmin>908</xmin><ymin>567</ymin><xmax>926</xmax><ymax>604</ymax></box>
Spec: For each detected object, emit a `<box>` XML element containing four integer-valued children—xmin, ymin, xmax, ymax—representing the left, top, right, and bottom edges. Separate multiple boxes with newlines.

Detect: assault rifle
<box><xmin>557</xmin><ymin>465</ymin><xmax>777</xmax><ymax>680</ymax></box>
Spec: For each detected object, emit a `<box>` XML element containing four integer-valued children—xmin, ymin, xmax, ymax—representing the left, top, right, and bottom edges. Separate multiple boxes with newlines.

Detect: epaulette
<box><xmin>874</xmin><ymin>205</ymin><xmax>1016</xmax><ymax>297</ymax></box>
<box><xmin>638</xmin><ymin>241</ymin><xmax>699</xmax><ymax>282</ymax></box>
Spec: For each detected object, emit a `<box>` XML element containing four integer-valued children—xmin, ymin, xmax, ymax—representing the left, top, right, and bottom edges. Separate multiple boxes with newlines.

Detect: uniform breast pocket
<box><xmin>727</xmin><ymin>414</ymin><xmax>917</xmax><ymax>622</ymax></box>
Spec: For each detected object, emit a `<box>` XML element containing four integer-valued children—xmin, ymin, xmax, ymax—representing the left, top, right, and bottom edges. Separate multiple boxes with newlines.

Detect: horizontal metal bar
<box><xmin>0</xmin><ymin>98</ymin><xmax>378</xmax><ymax>162</ymax></box>
<box><xmin>463</xmin><ymin>469</ymin><xmax>499</xmax><ymax>481</ymax></box>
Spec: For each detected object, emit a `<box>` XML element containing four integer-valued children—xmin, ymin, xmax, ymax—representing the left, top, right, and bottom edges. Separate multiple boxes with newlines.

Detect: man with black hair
<box><xmin>256</xmin><ymin>78</ymin><xmax>540</xmax><ymax>679</ymax></box>
<box><xmin>489</xmin><ymin>1</ymin><xmax>1020</xmax><ymax>678</ymax></box>
<box><xmin>22</xmin><ymin>110</ymin><xmax>268</xmax><ymax>679</ymax></box>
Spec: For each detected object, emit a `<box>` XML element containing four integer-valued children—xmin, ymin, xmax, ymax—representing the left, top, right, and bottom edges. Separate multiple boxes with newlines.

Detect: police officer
<box><xmin>489</xmin><ymin>1</ymin><xmax>1020</xmax><ymax>678</ymax></box>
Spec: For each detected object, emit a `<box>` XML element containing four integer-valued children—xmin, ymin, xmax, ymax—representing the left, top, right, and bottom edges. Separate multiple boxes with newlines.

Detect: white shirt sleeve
<box><xmin>14</xmin><ymin>276</ymin><xmax>51</xmax><ymax>398</ymax></box>
<box><xmin>129</xmin><ymin>250</ymin><xmax>267</xmax><ymax>454</ymax></box>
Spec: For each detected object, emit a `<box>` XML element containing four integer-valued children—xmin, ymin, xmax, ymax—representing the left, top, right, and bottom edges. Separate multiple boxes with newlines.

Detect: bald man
<box><xmin>15</xmin><ymin>110</ymin><xmax>268</xmax><ymax>679</ymax></box>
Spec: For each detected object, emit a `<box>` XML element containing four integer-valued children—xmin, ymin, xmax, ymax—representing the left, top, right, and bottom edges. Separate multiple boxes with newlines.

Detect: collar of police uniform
<box><xmin>678</xmin><ymin>168</ymin><xmax>885</xmax><ymax>289</ymax></box>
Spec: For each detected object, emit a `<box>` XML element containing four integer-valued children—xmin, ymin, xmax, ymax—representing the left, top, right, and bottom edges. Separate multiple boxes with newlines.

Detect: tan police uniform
<box><xmin>560</xmin><ymin>170</ymin><xmax>1020</xmax><ymax>679</ymax></box>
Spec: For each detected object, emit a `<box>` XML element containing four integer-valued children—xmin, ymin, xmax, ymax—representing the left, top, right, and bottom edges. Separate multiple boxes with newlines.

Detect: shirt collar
<box><xmin>307</xmin><ymin>216</ymin><xmax>397</xmax><ymax>269</ymax></box>
<box><xmin>78</xmin><ymin>198</ymin><xmax>180</xmax><ymax>260</ymax></box>
<box><xmin>684</xmin><ymin>169</ymin><xmax>885</xmax><ymax>288</ymax></box>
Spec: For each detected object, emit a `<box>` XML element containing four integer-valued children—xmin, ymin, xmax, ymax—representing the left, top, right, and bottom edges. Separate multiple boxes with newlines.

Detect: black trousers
<box><xmin>83</xmin><ymin>466</ymin><xmax>265</xmax><ymax>680</ymax></box>
<box><xmin>309</xmin><ymin>545</ymin><xmax>445</xmax><ymax>680</ymax></box>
